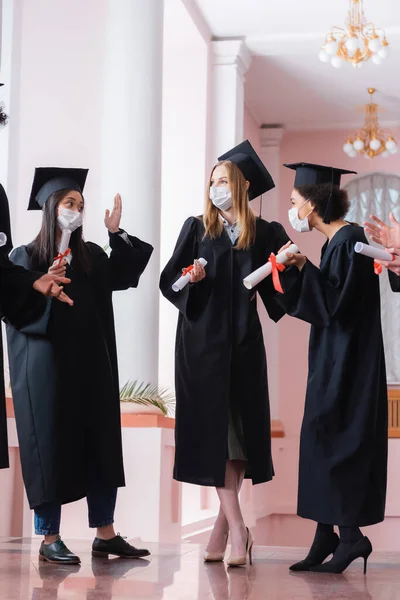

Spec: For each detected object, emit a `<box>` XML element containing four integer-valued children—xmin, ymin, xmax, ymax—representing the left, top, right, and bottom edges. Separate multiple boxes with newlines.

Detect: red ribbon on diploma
<box><xmin>374</xmin><ymin>260</ymin><xmax>382</xmax><ymax>275</ymax></box>
<box><xmin>374</xmin><ymin>254</ymin><xmax>395</xmax><ymax>275</ymax></box>
<box><xmin>182</xmin><ymin>264</ymin><xmax>194</xmax><ymax>277</ymax></box>
<box><xmin>53</xmin><ymin>248</ymin><xmax>71</xmax><ymax>267</ymax></box>
<box><xmin>268</xmin><ymin>253</ymin><xmax>285</xmax><ymax>293</ymax></box>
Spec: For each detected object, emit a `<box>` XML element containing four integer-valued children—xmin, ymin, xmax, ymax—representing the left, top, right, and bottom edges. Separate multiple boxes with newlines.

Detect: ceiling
<box><xmin>194</xmin><ymin>0</ymin><xmax>400</xmax><ymax>129</ymax></box>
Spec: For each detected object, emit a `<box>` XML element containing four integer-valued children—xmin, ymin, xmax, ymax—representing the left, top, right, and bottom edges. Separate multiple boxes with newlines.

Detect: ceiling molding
<box><xmin>245</xmin><ymin>28</ymin><xmax>400</xmax><ymax>56</ymax></box>
<box><xmin>212</xmin><ymin>39</ymin><xmax>252</xmax><ymax>75</ymax></box>
<box><xmin>284</xmin><ymin>120</ymin><xmax>400</xmax><ymax>132</ymax></box>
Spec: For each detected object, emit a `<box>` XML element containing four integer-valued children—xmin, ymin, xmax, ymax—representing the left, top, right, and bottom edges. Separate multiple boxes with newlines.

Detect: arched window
<box><xmin>344</xmin><ymin>172</ymin><xmax>400</xmax><ymax>384</ymax></box>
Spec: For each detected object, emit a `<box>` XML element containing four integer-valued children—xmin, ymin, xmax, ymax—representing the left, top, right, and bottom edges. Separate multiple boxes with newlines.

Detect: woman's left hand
<box><xmin>277</xmin><ymin>241</ymin><xmax>307</xmax><ymax>271</ymax></box>
<box><xmin>379</xmin><ymin>247</ymin><xmax>400</xmax><ymax>276</ymax></box>
<box><xmin>105</xmin><ymin>194</ymin><xmax>122</xmax><ymax>233</ymax></box>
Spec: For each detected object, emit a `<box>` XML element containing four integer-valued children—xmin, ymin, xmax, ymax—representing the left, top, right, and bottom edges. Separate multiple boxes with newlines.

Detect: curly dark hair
<box><xmin>295</xmin><ymin>182</ymin><xmax>349</xmax><ymax>222</ymax></box>
<box><xmin>0</xmin><ymin>104</ymin><xmax>8</xmax><ymax>127</ymax></box>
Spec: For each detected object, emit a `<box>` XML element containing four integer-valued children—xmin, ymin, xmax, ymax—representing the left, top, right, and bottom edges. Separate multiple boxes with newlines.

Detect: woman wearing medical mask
<box><xmin>160</xmin><ymin>141</ymin><xmax>290</xmax><ymax>567</ymax></box>
<box><xmin>277</xmin><ymin>163</ymin><xmax>388</xmax><ymax>574</ymax></box>
<box><xmin>7</xmin><ymin>168</ymin><xmax>153</xmax><ymax>564</ymax></box>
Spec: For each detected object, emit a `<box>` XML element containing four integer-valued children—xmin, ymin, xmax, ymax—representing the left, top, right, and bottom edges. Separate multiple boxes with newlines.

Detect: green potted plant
<box><xmin>120</xmin><ymin>380</ymin><xmax>175</xmax><ymax>417</ymax></box>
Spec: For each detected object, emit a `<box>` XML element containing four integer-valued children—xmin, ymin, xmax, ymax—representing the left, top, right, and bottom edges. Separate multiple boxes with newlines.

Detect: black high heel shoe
<box><xmin>310</xmin><ymin>536</ymin><xmax>372</xmax><ymax>574</ymax></box>
<box><xmin>289</xmin><ymin>532</ymin><xmax>339</xmax><ymax>572</ymax></box>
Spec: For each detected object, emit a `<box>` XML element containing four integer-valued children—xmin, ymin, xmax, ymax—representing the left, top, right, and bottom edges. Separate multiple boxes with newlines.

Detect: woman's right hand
<box><xmin>364</xmin><ymin>213</ymin><xmax>400</xmax><ymax>248</ymax></box>
<box><xmin>189</xmin><ymin>259</ymin><xmax>206</xmax><ymax>283</ymax></box>
<box><xmin>48</xmin><ymin>258</ymin><xmax>67</xmax><ymax>277</ymax></box>
<box><xmin>277</xmin><ymin>241</ymin><xmax>306</xmax><ymax>271</ymax></box>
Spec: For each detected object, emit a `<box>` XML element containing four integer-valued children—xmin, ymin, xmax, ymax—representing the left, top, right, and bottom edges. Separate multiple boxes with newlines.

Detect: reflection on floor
<box><xmin>0</xmin><ymin>536</ymin><xmax>399</xmax><ymax>599</ymax></box>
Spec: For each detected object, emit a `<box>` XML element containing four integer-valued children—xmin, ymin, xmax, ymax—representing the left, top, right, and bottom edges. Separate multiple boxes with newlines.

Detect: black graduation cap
<box><xmin>0</xmin><ymin>83</ymin><xmax>4</xmax><ymax>87</ymax></box>
<box><xmin>284</xmin><ymin>162</ymin><xmax>356</xmax><ymax>187</ymax></box>
<box><xmin>218</xmin><ymin>140</ymin><xmax>275</xmax><ymax>201</ymax></box>
<box><xmin>284</xmin><ymin>162</ymin><xmax>357</xmax><ymax>223</ymax></box>
<box><xmin>28</xmin><ymin>167</ymin><xmax>89</xmax><ymax>210</ymax></box>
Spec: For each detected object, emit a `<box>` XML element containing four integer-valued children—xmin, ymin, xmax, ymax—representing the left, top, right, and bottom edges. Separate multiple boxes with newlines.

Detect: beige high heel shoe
<box><xmin>227</xmin><ymin>527</ymin><xmax>253</xmax><ymax>567</ymax></box>
<box><xmin>204</xmin><ymin>534</ymin><xmax>229</xmax><ymax>563</ymax></box>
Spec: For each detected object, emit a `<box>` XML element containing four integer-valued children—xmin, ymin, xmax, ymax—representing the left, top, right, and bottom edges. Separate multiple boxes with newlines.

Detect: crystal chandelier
<box><xmin>319</xmin><ymin>0</ymin><xmax>389</xmax><ymax>68</ymax></box>
<box><xmin>343</xmin><ymin>89</ymin><xmax>398</xmax><ymax>159</ymax></box>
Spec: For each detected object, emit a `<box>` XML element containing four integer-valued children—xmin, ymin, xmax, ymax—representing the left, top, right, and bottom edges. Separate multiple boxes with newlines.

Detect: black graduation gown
<box><xmin>0</xmin><ymin>255</ymin><xmax>48</xmax><ymax>469</ymax></box>
<box><xmin>0</xmin><ymin>184</ymin><xmax>47</xmax><ymax>469</ymax></box>
<box><xmin>279</xmin><ymin>225</ymin><xmax>388</xmax><ymax>527</ymax></box>
<box><xmin>6</xmin><ymin>231</ymin><xmax>153</xmax><ymax>508</ymax></box>
<box><xmin>159</xmin><ymin>216</ymin><xmax>290</xmax><ymax>487</ymax></box>
<box><xmin>389</xmin><ymin>271</ymin><xmax>400</xmax><ymax>292</ymax></box>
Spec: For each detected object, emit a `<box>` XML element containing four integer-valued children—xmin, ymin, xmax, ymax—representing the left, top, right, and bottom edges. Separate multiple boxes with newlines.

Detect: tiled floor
<box><xmin>1</xmin><ymin>537</ymin><xmax>399</xmax><ymax>600</ymax></box>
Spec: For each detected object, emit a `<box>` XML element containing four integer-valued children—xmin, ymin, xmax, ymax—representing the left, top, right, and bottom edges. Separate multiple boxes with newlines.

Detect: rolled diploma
<box><xmin>354</xmin><ymin>242</ymin><xmax>393</xmax><ymax>262</ymax></box>
<box><xmin>243</xmin><ymin>244</ymin><xmax>300</xmax><ymax>290</ymax></box>
<box><xmin>0</xmin><ymin>232</ymin><xmax>7</xmax><ymax>247</ymax></box>
<box><xmin>52</xmin><ymin>229</ymin><xmax>72</xmax><ymax>266</ymax></box>
<box><xmin>172</xmin><ymin>257</ymin><xmax>207</xmax><ymax>292</ymax></box>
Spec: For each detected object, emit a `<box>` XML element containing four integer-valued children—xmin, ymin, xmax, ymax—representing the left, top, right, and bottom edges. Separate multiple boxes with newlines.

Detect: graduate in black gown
<box><xmin>7</xmin><ymin>168</ymin><xmax>153</xmax><ymax>564</ymax></box>
<box><xmin>160</xmin><ymin>141</ymin><xmax>291</xmax><ymax>566</ymax></box>
<box><xmin>278</xmin><ymin>163</ymin><xmax>388</xmax><ymax>574</ymax></box>
<box><xmin>364</xmin><ymin>212</ymin><xmax>400</xmax><ymax>292</ymax></box>
<box><xmin>1</xmin><ymin>89</ymin><xmax>73</xmax><ymax>471</ymax></box>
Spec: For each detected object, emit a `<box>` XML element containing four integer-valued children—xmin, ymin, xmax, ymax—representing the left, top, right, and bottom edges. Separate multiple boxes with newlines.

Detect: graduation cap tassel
<box><xmin>259</xmin><ymin>194</ymin><xmax>263</xmax><ymax>218</ymax></box>
<box><xmin>322</xmin><ymin>167</ymin><xmax>335</xmax><ymax>225</ymax></box>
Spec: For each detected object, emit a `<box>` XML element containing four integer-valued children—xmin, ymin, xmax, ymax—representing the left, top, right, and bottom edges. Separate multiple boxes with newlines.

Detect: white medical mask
<box><xmin>288</xmin><ymin>201</ymin><xmax>313</xmax><ymax>233</ymax></box>
<box><xmin>209</xmin><ymin>185</ymin><xmax>232</xmax><ymax>211</ymax></box>
<box><xmin>57</xmin><ymin>207</ymin><xmax>83</xmax><ymax>232</ymax></box>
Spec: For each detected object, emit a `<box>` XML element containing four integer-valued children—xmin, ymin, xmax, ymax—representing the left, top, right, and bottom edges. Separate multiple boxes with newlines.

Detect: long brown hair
<box><xmin>203</xmin><ymin>161</ymin><xmax>256</xmax><ymax>250</ymax></box>
<box><xmin>30</xmin><ymin>189</ymin><xmax>91</xmax><ymax>273</ymax></box>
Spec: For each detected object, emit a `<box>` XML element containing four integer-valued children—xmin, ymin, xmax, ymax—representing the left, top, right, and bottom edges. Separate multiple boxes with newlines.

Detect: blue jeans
<box><xmin>34</xmin><ymin>487</ymin><xmax>118</xmax><ymax>536</ymax></box>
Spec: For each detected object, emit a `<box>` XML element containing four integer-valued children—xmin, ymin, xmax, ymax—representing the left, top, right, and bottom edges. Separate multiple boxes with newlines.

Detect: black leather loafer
<box><xmin>92</xmin><ymin>534</ymin><xmax>150</xmax><ymax>559</ymax></box>
<box><xmin>39</xmin><ymin>538</ymin><xmax>81</xmax><ymax>564</ymax></box>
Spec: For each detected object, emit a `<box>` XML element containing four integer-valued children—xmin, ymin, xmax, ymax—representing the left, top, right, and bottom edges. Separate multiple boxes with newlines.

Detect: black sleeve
<box><xmin>159</xmin><ymin>217</ymin><xmax>206</xmax><ymax>320</ymax></box>
<box><xmin>0</xmin><ymin>248</ymin><xmax>49</xmax><ymax>330</ymax></box>
<box><xmin>89</xmin><ymin>230</ymin><xmax>153</xmax><ymax>292</ymax></box>
<box><xmin>257</xmin><ymin>221</ymin><xmax>291</xmax><ymax>323</ymax></box>
<box><xmin>389</xmin><ymin>270</ymin><xmax>400</xmax><ymax>292</ymax></box>
<box><xmin>278</xmin><ymin>240</ymin><xmax>367</xmax><ymax>327</ymax></box>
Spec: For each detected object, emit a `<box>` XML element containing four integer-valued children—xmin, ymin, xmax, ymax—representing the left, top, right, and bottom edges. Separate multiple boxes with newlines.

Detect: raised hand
<box><xmin>364</xmin><ymin>213</ymin><xmax>400</xmax><ymax>248</ymax></box>
<box><xmin>33</xmin><ymin>274</ymin><xmax>74</xmax><ymax>305</ymax></box>
<box><xmin>105</xmin><ymin>194</ymin><xmax>122</xmax><ymax>233</ymax></box>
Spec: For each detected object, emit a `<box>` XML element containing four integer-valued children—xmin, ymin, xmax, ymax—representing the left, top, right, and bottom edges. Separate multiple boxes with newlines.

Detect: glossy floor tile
<box><xmin>0</xmin><ymin>537</ymin><xmax>399</xmax><ymax>599</ymax></box>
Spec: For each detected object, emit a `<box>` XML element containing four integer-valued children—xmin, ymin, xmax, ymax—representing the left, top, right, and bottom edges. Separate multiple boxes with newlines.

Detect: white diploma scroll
<box><xmin>354</xmin><ymin>242</ymin><xmax>393</xmax><ymax>262</ymax></box>
<box><xmin>52</xmin><ymin>229</ymin><xmax>72</xmax><ymax>266</ymax></box>
<box><xmin>243</xmin><ymin>244</ymin><xmax>300</xmax><ymax>290</ymax></box>
<box><xmin>0</xmin><ymin>232</ymin><xmax>7</xmax><ymax>247</ymax></box>
<box><xmin>172</xmin><ymin>257</ymin><xmax>207</xmax><ymax>292</ymax></box>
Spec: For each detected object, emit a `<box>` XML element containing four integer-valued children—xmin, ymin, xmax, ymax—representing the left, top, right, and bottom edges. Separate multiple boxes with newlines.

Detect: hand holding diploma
<box><xmin>377</xmin><ymin>247</ymin><xmax>400</xmax><ymax>277</ymax></box>
<box><xmin>243</xmin><ymin>242</ymin><xmax>303</xmax><ymax>292</ymax></box>
<box><xmin>172</xmin><ymin>258</ymin><xmax>207</xmax><ymax>292</ymax></box>
<box><xmin>277</xmin><ymin>241</ymin><xmax>306</xmax><ymax>271</ymax></box>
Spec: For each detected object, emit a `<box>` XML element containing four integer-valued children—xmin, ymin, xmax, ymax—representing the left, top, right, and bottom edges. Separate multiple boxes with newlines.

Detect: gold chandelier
<box><xmin>343</xmin><ymin>89</ymin><xmax>398</xmax><ymax>159</ymax></box>
<box><xmin>319</xmin><ymin>0</ymin><xmax>389</xmax><ymax>68</ymax></box>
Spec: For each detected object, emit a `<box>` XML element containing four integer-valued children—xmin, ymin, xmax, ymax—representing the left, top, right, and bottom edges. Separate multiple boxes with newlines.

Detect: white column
<box><xmin>211</xmin><ymin>40</ymin><xmax>252</xmax><ymax>160</ymax></box>
<box><xmin>258</xmin><ymin>126</ymin><xmax>285</xmax><ymax>419</ymax></box>
<box><xmin>101</xmin><ymin>0</ymin><xmax>164</xmax><ymax>386</ymax></box>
